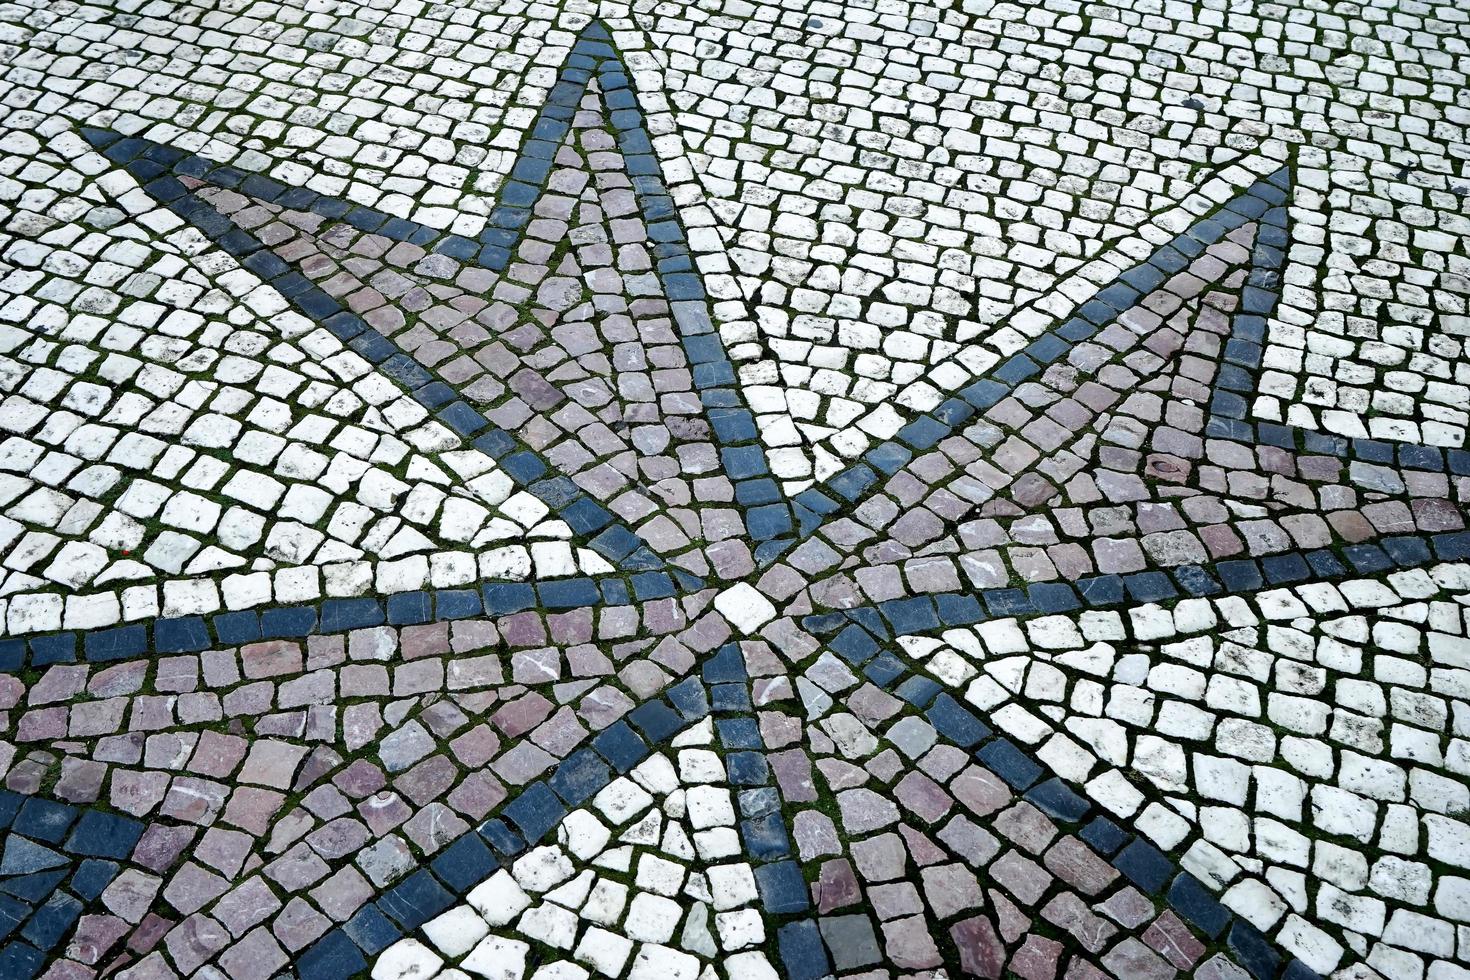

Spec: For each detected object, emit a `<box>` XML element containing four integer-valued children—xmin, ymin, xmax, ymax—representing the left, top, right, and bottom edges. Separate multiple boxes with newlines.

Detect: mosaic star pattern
<box><xmin>0</xmin><ymin>2</ymin><xmax>1468</xmax><ymax>980</ymax></box>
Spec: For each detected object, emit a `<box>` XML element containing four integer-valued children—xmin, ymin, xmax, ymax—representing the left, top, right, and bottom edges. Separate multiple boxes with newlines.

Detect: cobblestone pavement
<box><xmin>0</xmin><ymin>1</ymin><xmax>1468</xmax><ymax>979</ymax></box>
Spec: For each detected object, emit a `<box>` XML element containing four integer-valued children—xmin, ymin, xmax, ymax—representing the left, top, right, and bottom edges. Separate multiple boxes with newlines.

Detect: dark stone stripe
<box><xmin>0</xmin><ymin>792</ymin><xmax>142</xmax><ymax>976</ymax></box>
<box><xmin>788</xmin><ymin>168</ymin><xmax>1296</xmax><ymax>538</ymax></box>
<box><xmin>800</xmin><ymin>529</ymin><xmax>1470</xmax><ymax>643</ymax></box>
<box><xmin>805</xmin><ymin>628</ymin><xmax>1324</xmax><ymax>980</ymax></box>
<box><xmin>77</xmin><ymin>140</ymin><xmax>671</xmax><ymax>584</ymax></box>
<box><xmin>0</xmin><ymin>571</ymin><xmax>685</xmax><ymax>674</ymax></box>
<box><xmin>291</xmin><ymin>634</ymin><xmax>822</xmax><ymax>979</ymax></box>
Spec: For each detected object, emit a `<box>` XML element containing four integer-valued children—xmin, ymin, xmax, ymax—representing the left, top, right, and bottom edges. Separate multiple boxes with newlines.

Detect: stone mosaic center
<box><xmin>0</xmin><ymin>1</ymin><xmax>1467</xmax><ymax>980</ymax></box>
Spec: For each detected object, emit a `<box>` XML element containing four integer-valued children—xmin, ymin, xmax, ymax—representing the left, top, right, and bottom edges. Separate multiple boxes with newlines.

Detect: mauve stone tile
<box><xmin>1042</xmin><ymin>893</ymin><xmax>1117</xmax><ymax>953</ymax></box>
<box><xmin>1009</xmin><ymin>933</ymin><xmax>1064</xmax><ymax>980</ymax></box>
<box><xmin>1044</xmin><ymin>837</ymin><xmax>1119</xmax><ymax>895</ymax></box>
<box><xmin>989</xmin><ymin>850</ymin><xmax>1052</xmax><ymax>907</ymax></box>
<box><xmin>1101</xmin><ymin>937</ymin><xmax>1175</xmax><ymax>980</ymax></box>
